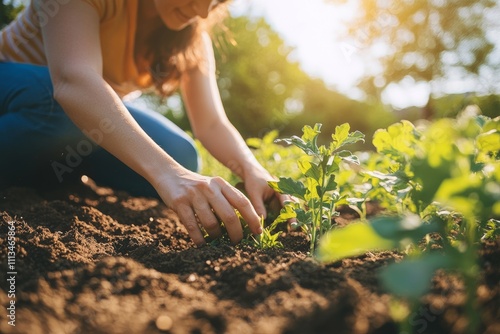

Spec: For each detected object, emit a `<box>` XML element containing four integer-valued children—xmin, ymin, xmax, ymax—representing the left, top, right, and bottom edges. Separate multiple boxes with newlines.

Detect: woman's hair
<box><xmin>145</xmin><ymin>1</ymin><xmax>229</xmax><ymax>97</ymax></box>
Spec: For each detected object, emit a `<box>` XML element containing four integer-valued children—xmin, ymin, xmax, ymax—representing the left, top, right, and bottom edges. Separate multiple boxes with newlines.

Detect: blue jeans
<box><xmin>0</xmin><ymin>62</ymin><xmax>199</xmax><ymax>197</ymax></box>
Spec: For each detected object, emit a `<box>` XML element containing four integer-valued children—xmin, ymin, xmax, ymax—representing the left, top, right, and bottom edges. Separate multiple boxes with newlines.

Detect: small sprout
<box><xmin>251</xmin><ymin>216</ymin><xmax>283</xmax><ymax>249</ymax></box>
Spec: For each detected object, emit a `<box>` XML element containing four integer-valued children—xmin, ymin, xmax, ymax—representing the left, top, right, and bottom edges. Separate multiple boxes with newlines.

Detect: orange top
<box><xmin>0</xmin><ymin>0</ymin><xmax>147</xmax><ymax>96</ymax></box>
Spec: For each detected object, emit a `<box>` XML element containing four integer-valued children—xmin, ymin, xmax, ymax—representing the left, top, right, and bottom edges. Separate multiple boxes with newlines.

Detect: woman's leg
<box><xmin>0</xmin><ymin>62</ymin><xmax>86</xmax><ymax>187</ymax></box>
<box><xmin>0</xmin><ymin>62</ymin><xmax>199</xmax><ymax>197</ymax></box>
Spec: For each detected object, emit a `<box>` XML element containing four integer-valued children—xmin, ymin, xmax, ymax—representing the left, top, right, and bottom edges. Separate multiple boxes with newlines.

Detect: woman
<box><xmin>0</xmin><ymin>0</ymin><xmax>286</xmax><ymax>246</ymax></box>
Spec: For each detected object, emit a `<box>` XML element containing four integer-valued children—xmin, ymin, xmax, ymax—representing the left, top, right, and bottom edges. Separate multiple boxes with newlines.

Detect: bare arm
<box><xmin>38</xmin><ymin>0</ymin><xmax>170</xmax><ymax>186</ymax></box>
<box><xmin>36</xmin><ymin>0</ymin><xmax>261</xmax><ymax>245</ymax></box>
<box><xmin>181</xmin><ymin>33</ymin><xmax>287</xmax><ymax>218</ymax></box>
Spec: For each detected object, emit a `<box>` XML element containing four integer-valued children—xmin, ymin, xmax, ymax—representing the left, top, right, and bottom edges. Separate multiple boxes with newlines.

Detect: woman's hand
<box><xmin>242</xmin><ymin>165</ymin><xmax>293</xmax><ymax>220</ymax></box>
<box><xmin>154</xmin><ymin>169</ymin><xmax>263</xmax><ymax>246</ymax></box>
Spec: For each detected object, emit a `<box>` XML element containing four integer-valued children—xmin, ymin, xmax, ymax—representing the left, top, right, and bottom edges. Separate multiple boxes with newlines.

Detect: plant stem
<box><xmin>310</xmin><ymin>198</ymin><xmax>317</xmax><ymax>254</ymax></box>
<box><xmin>463</xmin><ymin>217</ymin><xmax>479</xmax><ymax>334</ymax></box>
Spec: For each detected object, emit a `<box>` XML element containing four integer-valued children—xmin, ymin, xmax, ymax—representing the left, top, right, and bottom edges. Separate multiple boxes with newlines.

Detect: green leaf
<box><xmin>302</xmin><ymin>123</ymin><xmax>322</xmax><ymax>142</ymax></box>
<box><xmin>268</xmin><ymin>177</ymin><xmax>306</xmax><ymax>199</ymax></box>
<box><xmin>435</xmin><ymin>174</ymin><xmax>500</xmax><ymax>220</ymax></box>
<box><xmin>364</xmin><ymin>170</ymin><xmax>399</xmax><ymax>182</ymax></box>
<box><xmin>482</xmin><ymin>219</ymin><xmax>500</xmax><ymax>240</ymax></box>
<box><xmin>379</xmin><ymin>253</ymin><xmax>454</xmax><ymax>298</ymax></box>
<box><xmin>477</xmin><ymin>129</ymin><xmax>500</xmax><ymax>152</ymax></box>
<box><xmin>370</xmin><ymin>215</ymin><xmax>442</xmax><ymax>243</ymax></box>
<box><xmin>335</xmin><ymin>130</ymin><xmax>366</xmax><ymax>151</ymax></box>
<box><xmin>305</xmin><ymin>178</ymin><xmax>320</xmax><ymax>200</ymax></box>
<box><xmin>331</xmin><ymin>123</ymin><xmax>350</xmax><ymax>150</ymax></box>
<box><xmin>276</xmin><ymin>135</ymin><xmax>318</xmax><ymax>156</ymax></box>
<box><xmin>272</xmin><ymin>204</ymin><xmax>297</xmax><ymax>224</ymax></box>
<box><xmin>338</xmin><ymin>150</ymin><xmax>361</xmax><ymax>165</ymax></box>
<box><xmin>346</xmin><ymin>130</ymin><xmax>366</xmax><ymax>145</ymax></box>
<box><xmin>324</xmin><ymin>176</ymin><xmax>337</xmax><ymax>192</ymax></box>
<box><xmin>372</xmin><ymin>121</ymin><xmax>418</xmax><ymax>159</ymax></box>
<box><xmin>411</xmin><ymin>157</ymin><xmax>452</xmax><ymax>209</ymax></box>
<box><xmin>326</xmin><ymin>156</ymin><xmax>341</xmax><ymax>174</ymax></box>
<box><xmin>364</xmin><ymin>170</ymin><xmax>410</xmax><ymax>193</ymax></box>
<box><xmin>316</xmin><ymin>222</ymin><xmax>396</xmax><ymax>263</ymax></box>
<box><xmin>298</xmin><ymin>158</ymin><xmax>322</xmax><ymax>181</ymax></box>
<box><xmin>482</xmin><ymin>116</ymin><xmax>500</xmax><ymax>132</ymax></box>
<box><xmin>295</xmin><ymin>208</ymin><xmax>312</xmax><ymax>225</ymax></box>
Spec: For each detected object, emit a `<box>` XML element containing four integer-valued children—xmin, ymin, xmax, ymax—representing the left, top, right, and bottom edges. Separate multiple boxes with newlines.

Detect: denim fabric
<box><xmin>0</xmin><ymin>62</ymin><xmax>199</xmax><ymax>197</ymax></box>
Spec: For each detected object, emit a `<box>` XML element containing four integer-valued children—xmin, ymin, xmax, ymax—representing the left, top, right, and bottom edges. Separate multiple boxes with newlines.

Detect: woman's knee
<box><xmin>172</xmin><ymin>135</ymin><xmax>200</xmax><ymax>172</ymax></box>
<box><xmin>0</xmin><ymin>62</ymin><xmax>61</xmax><ymax>115</ymax></box>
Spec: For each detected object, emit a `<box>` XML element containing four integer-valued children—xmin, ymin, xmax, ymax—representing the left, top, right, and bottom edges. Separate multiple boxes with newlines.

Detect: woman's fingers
<box><xmin>163</xmin><ymin>175</ymin><xmax>264</xmax><ymax>246</ymax></box>
<box><xmin>247</xmin><ymin>189</ymin><xmax>267</xmax><ymax>220</ymax></box>
<box><xmin>208</xmin><ymin>198</ymin><xmax>242</xmax><ymax>244</ymax></box>
<box><xmin>218</xmin><ymin>179</ymin><xmax>262</xmax><ymax>237</ymax></box>
<box><xmin>176</xmin><ymin>204</ymin><xmax>206</xmax><ymax>246</ymax></box>
<box><xmin>193</xmin><ymin>200</ymin><xmax>222</xmax><ymax>240</ymax></box>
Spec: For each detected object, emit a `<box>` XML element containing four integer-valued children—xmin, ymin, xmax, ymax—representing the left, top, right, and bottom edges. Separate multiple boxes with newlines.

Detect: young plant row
<box><xmin>268</xmin><ymin>107</ymin><xmax>499</xmax><ymax>334</ymax></box>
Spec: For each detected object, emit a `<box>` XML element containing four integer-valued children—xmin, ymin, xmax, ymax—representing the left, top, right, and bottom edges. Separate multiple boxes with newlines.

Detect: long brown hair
<box><xmin>145</xmin><ymin>1</ymin><xmax>229</xmax><ymax>97</ymax></box>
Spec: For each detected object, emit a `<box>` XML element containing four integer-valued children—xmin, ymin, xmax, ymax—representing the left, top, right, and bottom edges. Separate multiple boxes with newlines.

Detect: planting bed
<box><xmin>0</xmin><ymin>180</ymin><xmax>499</xmax><ymax>334</ymax></box>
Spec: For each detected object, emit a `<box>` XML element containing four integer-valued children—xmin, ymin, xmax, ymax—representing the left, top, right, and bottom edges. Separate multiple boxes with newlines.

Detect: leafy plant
<box><xmin>268</xmin><ymin>123</ymin><xmax>365</xmax><ymax>254</ymax></box>
<box><xmin>317</xmin><ymin>109</ymin><xmax>500</xmax><ymax>334</ymax></box>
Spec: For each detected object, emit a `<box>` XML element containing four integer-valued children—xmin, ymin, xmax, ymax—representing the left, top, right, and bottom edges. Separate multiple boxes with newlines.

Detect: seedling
<box><xmin>268</xmin><ymin>123</ymin><xmax>365</xmax><ymax>254</ymax></box>
<box><xmin>251</xmin><ymin>216</ymin><xmax>283</xmax><ymax>249</ymax></box>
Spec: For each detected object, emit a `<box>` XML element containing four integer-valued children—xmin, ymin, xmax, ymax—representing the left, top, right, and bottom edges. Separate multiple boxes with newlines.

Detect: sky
<box><xmin>229</xmin><ymin>0</ymin><xmax>367</xmax><ymax>99</ymax></box>
<box><xmin>228</xmin><ymin>0</ymin><xmax>500</xmax><ymax>109</ymax></box>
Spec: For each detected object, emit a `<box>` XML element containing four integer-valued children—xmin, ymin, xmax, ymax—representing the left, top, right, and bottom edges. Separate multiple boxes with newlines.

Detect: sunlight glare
<box><xmin>230</xmin><ymin>0</ymin><xmax>363</xmax><ymax>96</ymax></box>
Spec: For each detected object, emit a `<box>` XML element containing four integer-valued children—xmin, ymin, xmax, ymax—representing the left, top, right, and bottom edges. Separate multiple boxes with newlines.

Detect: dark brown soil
<box><xmin>0</xmin><ymin>180</ymin><xmax>499</xmax><ymax>334</ymax></box>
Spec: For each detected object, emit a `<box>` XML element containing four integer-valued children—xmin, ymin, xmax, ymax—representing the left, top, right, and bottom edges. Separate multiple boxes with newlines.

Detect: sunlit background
<box><xmin>2</xmin><ymin>0</ymin><xmax>499</xmax><ymax>145</ymax></box>
<box><xmin>229</xmin><ymin>0</ymin><xmax>500</xmax><ymax>109</ymax></box>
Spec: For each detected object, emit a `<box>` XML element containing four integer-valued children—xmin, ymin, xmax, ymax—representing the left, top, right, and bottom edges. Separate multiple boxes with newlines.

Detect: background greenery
<box><xmin>2</xmin><ymin>0</ymin><xmax>498</xmax><ymax>151</ymax></box>
<box><xmin>129</xmin><ymin>0</ymin><xmax>500</xmax><ymax>148</ymax></box>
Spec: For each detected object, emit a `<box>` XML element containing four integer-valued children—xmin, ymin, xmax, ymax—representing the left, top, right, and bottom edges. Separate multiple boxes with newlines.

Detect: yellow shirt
<box><xmin>0</xmin><ymin>0</ymin><xmax>145</xmax><ymax>96</ymax></box>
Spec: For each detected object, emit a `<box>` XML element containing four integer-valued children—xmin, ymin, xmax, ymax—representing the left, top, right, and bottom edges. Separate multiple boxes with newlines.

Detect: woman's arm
<box><xmin>36</xmin><ymin>0</ymin><xmax>261</xmax><ymax>245</ymax></box>
<box><xmin>181</xmin><ymin>33</ymin><xmax>286</xmax><ymax>219</ymax></box>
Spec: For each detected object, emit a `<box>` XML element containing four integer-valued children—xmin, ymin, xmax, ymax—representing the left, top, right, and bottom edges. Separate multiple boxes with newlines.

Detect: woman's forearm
<box><xmin>196</xmin><ymin>119</ymin><xmax>268</xmax><ymax>181</ymax></box>
<box><xmin>53</xmin><ymin>72</ymin><xmax>183</xmax><ymax>185</ymax></box>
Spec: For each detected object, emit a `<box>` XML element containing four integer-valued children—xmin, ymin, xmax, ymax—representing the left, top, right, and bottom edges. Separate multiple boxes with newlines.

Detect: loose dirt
<box><xmin>0</xmin><ymin>180</ymin><xmax>498</xmax><ymax>334</ymax></box>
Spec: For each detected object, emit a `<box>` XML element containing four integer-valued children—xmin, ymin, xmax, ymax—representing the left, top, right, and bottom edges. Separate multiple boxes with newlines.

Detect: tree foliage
<box><xmin>0</xmin><ymin>0</ymin><xmax>24</xmax><ymax>28</ymax></box>
<box><xmin>281</xmin><ymin>78</ymin><xmax>395</xmax><ymax>149</ymax></box>
<box><xmin>213</xmin><ymin>16</ymin><xmax>309</xmax><ymax>138</ymax></box>
<box><xmin>328</xmin><ymin>0</ymin><xmax>497</xmax><ymax>102</ymax></box>
<box><xmin>214</xmin><ymin>15</ymin><xmax>396</xmax><ymax>145</ymax></box>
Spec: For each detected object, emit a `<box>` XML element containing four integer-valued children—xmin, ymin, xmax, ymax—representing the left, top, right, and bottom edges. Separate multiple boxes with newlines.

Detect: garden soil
<box><xmin>0</xmin><ymin>179</ymin><xmax>499</xmax><ymax>334</ymax></box>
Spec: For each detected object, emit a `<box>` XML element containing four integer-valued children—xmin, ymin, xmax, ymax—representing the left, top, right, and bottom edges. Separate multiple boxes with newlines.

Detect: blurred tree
<box><xmin>0</xmin><ymin>0</ymin><xmax>23</xmax><ymax>28</ymax></box>
<box><xmin>213</xmin><ymin>15</ymin><xmax>397</xmax><ymax>143</ymax></box>
<box><xmin>431</xmin><ymin>93</ymin><xmax>500</xmax><ymax>119</ymax></box>
<box><xmin>282</xmin><ymin>78</ymin><xmax>396</xmax><ymax>150</ymax></box>
<box><xmin>328</xmin><ymin>0</ymin><xmax>497</xmax><ymax>118</ymax></box>
<box><xmin>213</xmin><ymin>16</ymin><xmax>309</xmax><ymax>138</ymax></box>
